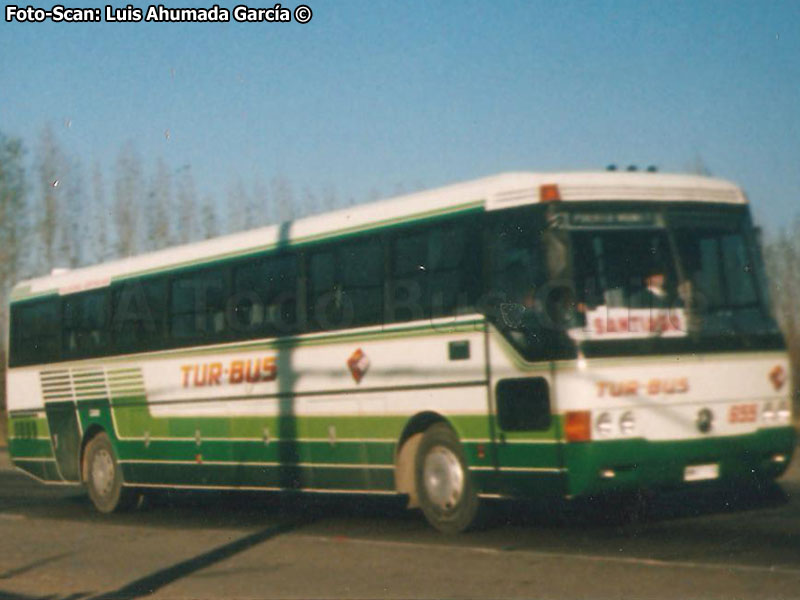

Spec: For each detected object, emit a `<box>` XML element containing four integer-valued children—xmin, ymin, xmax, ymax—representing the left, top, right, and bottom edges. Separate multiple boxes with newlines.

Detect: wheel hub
<box><xmin>91</xmin><ymin>448</ymin><xmax>115</xmax><ymax>497</ymax></box>
<box><xmin>423</xmin><ymin>445</ymin><xmax>464</xmax><ymax>511</ymax></box>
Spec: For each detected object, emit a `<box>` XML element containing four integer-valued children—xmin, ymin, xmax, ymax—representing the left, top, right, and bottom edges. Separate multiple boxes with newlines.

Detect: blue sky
<box><xmin>1</xmin><ymin>0</ymin><xmax>798</xmax><ymax>228</ymax></box>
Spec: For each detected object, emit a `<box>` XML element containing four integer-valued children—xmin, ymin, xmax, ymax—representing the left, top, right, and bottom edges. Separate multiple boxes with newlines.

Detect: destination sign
<box><xmin>551</xmin><ymin>211</ymin><xmax>663</xmax><ymax>229</ymax></box>
<box><xmin>568</xmin><ymin>307</ymin><xmax>688</xmax><ymax>341</ymax></box>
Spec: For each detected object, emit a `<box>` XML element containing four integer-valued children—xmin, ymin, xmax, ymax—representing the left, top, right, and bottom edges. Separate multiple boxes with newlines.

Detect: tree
<box><xmin>252</xmin><ymin>176</ymin><xmax>270</xmax><ymax>228</ymax></box>
<box><xmin>0</xmin><ymin>133</ymin><xmax>28</xmax><ymax>344</ymax></box>
<box><xmin>272</xmin><ymin>174</ymin><xmax>294</xmax><ymax>223</ymax></box>
<box><xmin>89</xmin><ymin>161</ymin><xmax>110</xmax><ymax>264</ymax></box>
<box><xmin>62</xmin><ymin>156</ymin><xmax>85</xmax><ymax>267</ymax></box>
<box><xmin>300</xmin><ymin>186</ymin><xmax>319</xmax><ymax>217</ymax></box>
<box><xmin>35</xmin><ymin>124</ymin><xmax>67</xmax><ymax>272</ymax></box>
<box><xmin>320</xmin><ymin>184</ymin><xmax>339</xmax><ymax>213</ymax></box>
<box><xmin>112</xmin><ymin>142</ymin><xmax>143</xmax><ymax>257</ymax></box>
<box><xmin>144</xmin><ymin>158</ymin><xmax>173</xmax><ymax>250</ymax></box>
<box><xmin>175</xmin><ymin>167</ymin><xmax>197</xmax><ymax>244</ymax></box>
<box><xmin>227</xmin><ymin>177</ymin><xmax>252</xmax><ymax>233</ymax></box>
<box><xmin>686</xmin><ymin>154</ymin><xmax>712</xmax><ymax>176</ymax></box>
<box><xmin>201</xmin><ymin>194</ymin><xmax>219</xmax><ymax>239</ymax></box>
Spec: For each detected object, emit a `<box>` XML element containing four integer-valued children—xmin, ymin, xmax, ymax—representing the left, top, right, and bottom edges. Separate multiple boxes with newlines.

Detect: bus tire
<box><xmin>414</xmin><ymin>423</ymin><xmax>479</xmax><ymax>534</ymax></box>
<box><xmin>83</xmin><ymin>432</ymin><xmax>137</xmax><ymax>513</ymax></box>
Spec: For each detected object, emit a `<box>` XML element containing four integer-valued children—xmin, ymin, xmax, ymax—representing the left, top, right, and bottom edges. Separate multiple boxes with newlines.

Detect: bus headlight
<box><xmin>777</xmin><ymin>400</ymin><xmax>791</xmax><ymax>422</ymax></box>
<box><xmin>595</xmin><ymin>412</ymin><xmax>613</xmax><ymax>437</ymax></box>
<box><xmin>619</xmin><ymin>411</ymin><xmax>636</xmax><ymax>435</ymax></box>
<box><xmin>762</xmin><ymin>402</ymin><xmax>776</xmax><ymax>422</ymax></box>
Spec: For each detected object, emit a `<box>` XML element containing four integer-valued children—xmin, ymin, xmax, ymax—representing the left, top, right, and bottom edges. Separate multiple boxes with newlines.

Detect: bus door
<box><xmin>44</xmin><ymin>401</ymin><xmax>82</xmax><ymax>482</ymax></box>
<box><xmin>485</xmin><ymin>209</ymin><xmax>569</xmax><ymax>496</ymax></box>
<box><xmin>489</xmin><ymin>350</ymin><xmax>563</xmax><ymax>498</ymax></box>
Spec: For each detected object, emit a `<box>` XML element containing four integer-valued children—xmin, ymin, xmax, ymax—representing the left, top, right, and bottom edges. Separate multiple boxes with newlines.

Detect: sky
<box><xmin>1</xmin><ymin>0</ymin><xmax>799</xmax><ymax>229</ymax></box>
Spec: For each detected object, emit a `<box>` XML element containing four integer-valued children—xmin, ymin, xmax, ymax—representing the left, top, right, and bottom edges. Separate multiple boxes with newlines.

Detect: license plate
<box><xmin>684</xmin><ymin>463</ymin><xmax>719</xmax><ymax>482</ymax></box>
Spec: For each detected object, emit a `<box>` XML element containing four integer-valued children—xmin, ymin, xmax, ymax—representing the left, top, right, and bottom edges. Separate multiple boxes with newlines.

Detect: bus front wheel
<box><xmin>414</xmin><ymin>423</ymin><xmax>479</xmax><ymax>534</ymax></box>
<box><xmin>83</xmin><ymin>432</ymin><xmax>137</xmax><ymax>513</ymax></box>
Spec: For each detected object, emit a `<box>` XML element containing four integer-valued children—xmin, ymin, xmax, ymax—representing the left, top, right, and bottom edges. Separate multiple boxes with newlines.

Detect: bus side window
<box><xmin>390</xmin><ymin>230</ymin><xmax>428</xmax><ymax>322</ymax></box>
<box><xmin>487</xmin><ymin>214</ymin><xmax>546</xmax><ymax>323</ymax></box>
<box><xmin>170</xmin><ymin>267</ymin><xmax>228</xmax><ymax>341</ymax></box>
<box><xmin>308</xmin><ymin>249</ymin><xmax>337</xmax><ymax>331</ymax></box>
<box><xmin>340</xmin><ymin>238</ymin><xmax>383</xmax><ymax>327</ymax></box>
<box><xmin>10</xmin><ymin>299</ymin><xmax>61</xmax><ymax>366</ymax></box>
<box><xmin>428</xmin><ymin>221</ymin><xmax>478</xmax><ymax>316</ymax></box>
<box><xmin>233</xmin><ymin>253</ymin><xmax>299</xmax><ymax>336</ymax></box>
<box><xmin>389</xmin><ymin>217</ymin><xmax>479</xmax><ymax>324</ymax></box>
<box><xmin>262</xmin><ymin>254</ymin><xmax>299</xmax><ymax>335</ymax></box>
<box><xmin>63</xmin><ymin>290</ymin><xmax>110</xmax><ymax>358</ymax></box>
<box><xmin>111</xmin><ymin>278</ymin><xmax>166</xmax><ymax>352</ymax></box>
<box><xmin>308</xmin><ymin>237</ymin><xmax>383</xmax><ymax>331</ymax></box>
<box><xmin>232</xmin><ymin>260</ymin><xmax>267</xmax><ymax>331</ymax></box>
<box><xmin>484</xmin><ymin>210</ymin><xmax>576</xmax><ymax>360</ymax></box>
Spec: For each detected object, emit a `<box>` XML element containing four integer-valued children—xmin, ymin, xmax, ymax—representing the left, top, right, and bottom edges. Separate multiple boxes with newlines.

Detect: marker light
<box><xmin>777</xmin><ymin>400</ymin><xmax>791</xmax><ymax>422</ymax></box>
<box><xmin>619</xmin><ymin>411</ymin><xmax>636</xmax><ymax>435</ymax></box>
<box><xmin>595</xmin><ymin>412</ymin><xmax>613</xmax><ymax>437</ymax></box>
<box><xmin>565</xmin><ymin>411</ymin><xmax>591</xmax><ymax>442</ymax></box>
<box><xmin>762</xmin><ymin>402</ymin><xmax>776</xmax><ymax>422</ymax></box>
<box><xmin>540</xmin><ymin>184</ymin><xmax>561</xmax><ymax>203</ymax></box>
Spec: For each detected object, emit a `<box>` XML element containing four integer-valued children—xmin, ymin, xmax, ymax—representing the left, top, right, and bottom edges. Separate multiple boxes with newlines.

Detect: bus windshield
<box><xmin>565</xmin><ymin>207</ymin><xmax>780</xmax><ymax>346</ymax></box>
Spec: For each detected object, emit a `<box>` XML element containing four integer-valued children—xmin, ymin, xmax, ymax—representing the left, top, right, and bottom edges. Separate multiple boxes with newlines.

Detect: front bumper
<box><xmin>563</xmin><ymin>426</ymin><xmax>796</xmax><ymax>497</ymax></box>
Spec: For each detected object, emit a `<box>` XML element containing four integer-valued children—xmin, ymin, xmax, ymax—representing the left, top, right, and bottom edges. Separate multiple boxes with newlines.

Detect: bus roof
<box><xmin>11</xmin><ymin>171</ymin><xmax>746</xmax><ymax>300</ymax></box>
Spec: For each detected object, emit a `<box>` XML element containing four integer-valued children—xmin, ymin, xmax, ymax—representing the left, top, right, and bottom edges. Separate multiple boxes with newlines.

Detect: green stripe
<box><xmin>9</xmin><ymin>438</ymin><xmax>54</xmax><ymax>458</ymax></box>
<box><xmin>495</xmin><ymin>442</ymin><xmax>562</xmax><ymax>469</ymax></box>
<box><xmin>118</xmin><ymin>438</ymin><xmax>397</xmax><ymax>466</ymax></box>
<box><xmin>121</xmin><ymin>462</ymin><xmax>397</xmax><ymax>491</ymax></box>
<box><xmin>109</xmin><ymin>408</ymin><xmax>494</xmax><ymax>442</ymax></box>
<box><xmin>8</xmin><ymin>416</ymin><xmax>51</xmax><ymax>438</ymax></box>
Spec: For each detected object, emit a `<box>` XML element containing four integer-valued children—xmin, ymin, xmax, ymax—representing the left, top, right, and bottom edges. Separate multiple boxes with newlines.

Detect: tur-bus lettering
<box><xmin>181</xmin><ymin>357</ymin><xmax>277</xmax><ymax>388</ymax></box>
<box><xmin>596</xmin><ymin>378</ymin><xmax>689</xmax><ymax>397</ymax></box>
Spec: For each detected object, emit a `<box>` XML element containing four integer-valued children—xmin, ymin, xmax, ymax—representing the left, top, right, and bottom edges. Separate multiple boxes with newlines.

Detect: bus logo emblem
<box><xmin>770</xmin><ymin>366</ymin><xmax>787</xmax><ymax>391</ymax></box>
<box><xmin>696</xmin><ymin>408</ymin><xmax>714</xmax><ymax>434</ymax></box>
<box><xmin>347</xmin><ymin>348</ymin><xmax>370</xmax><ymax>384</ymax></box>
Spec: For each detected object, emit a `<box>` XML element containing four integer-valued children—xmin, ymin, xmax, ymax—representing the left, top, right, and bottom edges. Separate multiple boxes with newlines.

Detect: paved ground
<box><xmin>1</xmin><ymin>450</ymin><xmax>800</xmax><ymax>599</ymax></box>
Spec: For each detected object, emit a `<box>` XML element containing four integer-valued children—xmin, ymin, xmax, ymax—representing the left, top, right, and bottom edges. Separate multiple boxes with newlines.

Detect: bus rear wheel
<box><xmin>84</xmin><ymin>432</ymin><xmax>137</xmax><ymax>513</ymax></box>
<box><xmin>414</xmin><ymin>423</ymin><xmax>479</xmax><ymax>534</ymax></box>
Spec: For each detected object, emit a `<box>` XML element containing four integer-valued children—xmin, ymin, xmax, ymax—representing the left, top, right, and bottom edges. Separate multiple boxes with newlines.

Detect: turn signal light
<box><xmin>540</xmin><ymin>184</ymin><xmax>561</xmax><ymax>203</ymax></box>
<box><xmin>565</xmin><ymin>410</ymin><xmax>591</xmax><ymax>442</ymax></box>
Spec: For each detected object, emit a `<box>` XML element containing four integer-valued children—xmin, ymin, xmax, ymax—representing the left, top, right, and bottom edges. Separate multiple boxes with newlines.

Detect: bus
<box><xmin>6</xmin><ymin>171</ymin><xmax>795</xmax><ymax>533</ymax></box>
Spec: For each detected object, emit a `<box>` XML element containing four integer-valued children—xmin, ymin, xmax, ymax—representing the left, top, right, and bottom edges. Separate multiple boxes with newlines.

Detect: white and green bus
<box><xmin>6</xmin><ymin>171</ymin><xmax>795</xmax><ymax>532</ymax></box>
